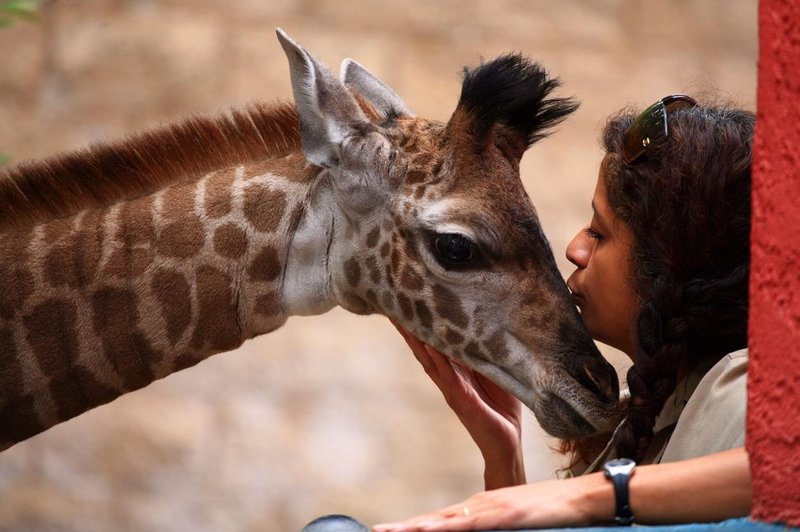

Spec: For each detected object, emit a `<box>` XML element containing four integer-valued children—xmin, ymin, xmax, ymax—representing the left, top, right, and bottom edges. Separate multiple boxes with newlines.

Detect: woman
<box><xmin>373</xmin><ymin>96</ymin><xmax>756</xmax><ymax>530</ymax></box>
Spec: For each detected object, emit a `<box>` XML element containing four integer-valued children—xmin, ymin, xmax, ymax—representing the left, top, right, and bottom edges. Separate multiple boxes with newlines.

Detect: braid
<box><xmin>617</xmin><ymin>278</ymin><xmax>689</xmax><ymax>460</ymax></box>
<box><xmin>600</xmin><ymin>101</ymin><xmax>754</xmax><ymax>461</ymax></box>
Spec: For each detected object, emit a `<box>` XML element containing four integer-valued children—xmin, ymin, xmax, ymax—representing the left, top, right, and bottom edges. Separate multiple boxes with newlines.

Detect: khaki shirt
<box><xmin>578</xmin><ymin>349</ymin><xmax>747</xmax><ymax>474</ymax></box>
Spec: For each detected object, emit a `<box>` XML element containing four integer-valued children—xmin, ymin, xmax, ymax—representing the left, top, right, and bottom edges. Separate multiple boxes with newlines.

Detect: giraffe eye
<box><xmin>433</xmin><ymin>233</ymin><xmax>478</xmax><ymax>267</ymax></box>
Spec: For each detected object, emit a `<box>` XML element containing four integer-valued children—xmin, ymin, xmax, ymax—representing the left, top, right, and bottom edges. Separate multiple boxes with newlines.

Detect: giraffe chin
<box><xmin>535</xmin><ymin>392</ymin><xmax>599</xmax><ymax>439</ymax></box>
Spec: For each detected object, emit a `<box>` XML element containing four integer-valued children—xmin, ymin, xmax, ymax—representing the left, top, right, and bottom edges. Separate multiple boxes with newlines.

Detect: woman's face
<box><xmin>566</xmin><ymin>156</ymin><xmax>640</xmax><ymax>358</ymax></box>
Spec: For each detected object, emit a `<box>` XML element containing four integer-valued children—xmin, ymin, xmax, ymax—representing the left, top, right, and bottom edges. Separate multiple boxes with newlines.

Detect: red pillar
<box><xmin>747</xmin><ymin>0</ymin><xmax>800</xmax><ymax>525</ymax></box>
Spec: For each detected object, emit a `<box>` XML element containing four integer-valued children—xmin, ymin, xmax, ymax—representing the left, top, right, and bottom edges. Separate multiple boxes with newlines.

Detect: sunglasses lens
<box><xmin>621</xmin><ymin>95</ymin><xmax>697</xmax><ymax>164</ymax></box>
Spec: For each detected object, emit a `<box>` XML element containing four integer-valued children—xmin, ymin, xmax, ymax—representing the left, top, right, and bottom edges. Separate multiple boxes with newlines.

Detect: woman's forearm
<box><xmin>582</xmin><ymin>447</ymin><xmax>751</xmax><ymax>524</ymax></box>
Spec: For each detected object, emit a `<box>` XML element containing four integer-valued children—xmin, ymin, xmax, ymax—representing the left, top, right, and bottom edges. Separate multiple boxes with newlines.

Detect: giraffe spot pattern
<box><xmin>432</xmin><ymin>284</ymin><xmax>469</xmax><ymax>330</ymax></box>
<box><xmin>483</xmin><ymin>331</ymin><xmax>511</xmax><ymax>361</ymax></box>
<box><xmin>255</xmin><ymin>291</ymin><xmax>282</xmax><ymax>316</ymax></box>
<box><xmin>118</xmin><ymin>196</ymin><xmax>155</xmax><ymax>246</ymax></box>
<box><xmin>248</xmin><ymin>245</ymin><xmax>282</xmax><ymax>283</ymax></box>
<box><xmin>103</xmin><ymin>248</ymin><xmax>154</xmax><ymax>280</ymax></box>
<box><xmin>161</xmin><ymin>182</ymin><xmax>197</xmax><ymax>222</ymax></box>
<box><xmin>0</xmin><ymin>266</ymin><xmax>33</xmax><ymax>319</ymax></box>
<box><xmin>0</xmin><ymin>325</ymin><xmax>25</xmax><ymax>407</ymax></box>
<box><xmin>23</xmin><ymin>298</ymin><xmax>80</xmax><ymax>380</ymax></box>
<box><xmin>43</xmin><ymin>222</ymin><xmax>103</xmax><ymax>289</ymax></box>
<box><xmin>445</xmin><ymin>328</ymin><xmax>465</xmax><ymax>345</ymax></box>
<box><xmin>365</xmin><ymin>255</ymin><xmax>381</xmax><ymax>284</ymax></box>
<box><xmin>381</xmin><ymin>291</ymin><xmax>395</xmax><ymax>312</ymax></box>
<box><xmin>344</xmin><ymin>258</ymin><xmax>361</xmax><ymax>287</ymax></box>
<box><xmin>379</xmin><ymin>241</ymin><xmax>390</xmax><ymax>258</ymax></box>
<box><xmin>155</xmin><ymin>219</ymin><xmax>205</xmax><ymax>258</ymax></box>
<box><xmin>191</xmin><ymin>265</ymin><xmax>242</xmax><ymax>352</ymax></box>
<box><xmin>400</xmin><ymin>266</ymin><xmax>424</xmax><ymax>291</ymax></box>
<box><xmin>244</xmin><ymin>183</ymin><xmax>286</xmax><ymax>233</ymax></box>
<box><xmin>151</xmin><ymin>268</ymin><xmax>192</xmax><ymax>345</ymax></box>
<box><xmin>203</xmin><ymin>168</ymin><xmax>237</xmax><ymax>219</ymax></box>
<box><xmin>397</xmin><ymin>293</ymin><xmax>414</xmax><ymax>321</ymax></box>
<box><xmin>414</xmin><ymin>299</ymin><xmax>433</xmax><ymax>330</ymax></box>
<box><xmin>213</xmin><ymin>223</ymin><xmax>248</xmax><ymax>259</ymax></box>
<box><xmin>365</xmin><ymin>227</ymin><xmax>380</xmax><ymax>248</ymax></box>
<box><xmin>91</xmin><ymin>287</ymin><xmax>159</xmax><ymax>390</ymax></box>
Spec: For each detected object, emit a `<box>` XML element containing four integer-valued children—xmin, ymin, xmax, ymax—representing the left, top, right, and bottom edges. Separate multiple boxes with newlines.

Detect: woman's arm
<box><xmin>372</xmin><ymin>447</ymin><xmax>751</xmax><ymax>531</ymax></box>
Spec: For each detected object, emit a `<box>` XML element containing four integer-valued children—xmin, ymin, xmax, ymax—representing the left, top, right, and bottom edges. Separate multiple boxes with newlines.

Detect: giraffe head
<box><xmin>277</xmin><ymin>30</ymin><xmax>620</xmax><ymax>438</ymax></box>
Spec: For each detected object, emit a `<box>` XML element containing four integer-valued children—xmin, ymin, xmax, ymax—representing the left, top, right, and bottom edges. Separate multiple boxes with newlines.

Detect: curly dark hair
<box><xmin>601</xmin><ymin>101</ymin><xmax>755</xmax><ymax>461</ymax></box>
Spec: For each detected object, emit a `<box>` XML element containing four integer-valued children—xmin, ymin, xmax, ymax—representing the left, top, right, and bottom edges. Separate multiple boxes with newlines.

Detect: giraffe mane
<box><xmin>0</xmin><ymin>102</ymin><xmax>302</xmax><ymax>230</ymax></box>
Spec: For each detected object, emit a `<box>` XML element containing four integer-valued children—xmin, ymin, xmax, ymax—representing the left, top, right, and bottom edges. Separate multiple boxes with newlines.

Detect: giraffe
<box><xmin>0</xmin><ymin>30</ymin><xmax>620</xmax><ymax>451</ymax></box>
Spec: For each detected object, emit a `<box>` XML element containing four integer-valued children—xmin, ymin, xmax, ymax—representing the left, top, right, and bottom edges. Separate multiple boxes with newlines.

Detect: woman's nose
<box><xmin>566</xmin><ymin>228</ymin><xmax>591</xmax><ymax>268</ymax></box>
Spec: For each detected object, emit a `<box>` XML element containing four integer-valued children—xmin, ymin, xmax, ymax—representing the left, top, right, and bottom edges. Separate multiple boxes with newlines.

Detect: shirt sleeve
<box><xmin>660</xmin><ymin>349</ymin><xmax>748</xmax><ymax>463</ymax></box>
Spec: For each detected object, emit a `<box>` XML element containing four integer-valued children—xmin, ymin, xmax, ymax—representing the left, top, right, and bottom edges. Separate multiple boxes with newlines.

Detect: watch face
<box><xmin>604</xmin><ymin>458</ymin><xmax>636</xmax><ymax>476</ymax></box>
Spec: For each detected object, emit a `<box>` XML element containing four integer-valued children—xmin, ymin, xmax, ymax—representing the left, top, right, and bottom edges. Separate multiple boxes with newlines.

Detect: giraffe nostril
<box><xmin>576</xmin><ymin>361</ymin><xmax>619</xmax><ymax>404</ymax></box>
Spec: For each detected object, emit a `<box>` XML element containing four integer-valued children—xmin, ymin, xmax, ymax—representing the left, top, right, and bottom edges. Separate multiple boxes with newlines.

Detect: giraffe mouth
<box><xmin>537</xmin><ymin>392</ymin><xmax>597</xmax><ymax>438</ymax></box>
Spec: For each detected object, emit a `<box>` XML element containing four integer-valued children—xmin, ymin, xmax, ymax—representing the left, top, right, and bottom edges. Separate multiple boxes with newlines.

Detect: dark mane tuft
<box><xmin>457</xmin><ymin>54</ymin><xmax>579</xmax><ymax>146</ymax></box>
<box><xmin>0</xmin><ymin>102</ymin><xmax>301</xmax><ymax>230</ymax></box>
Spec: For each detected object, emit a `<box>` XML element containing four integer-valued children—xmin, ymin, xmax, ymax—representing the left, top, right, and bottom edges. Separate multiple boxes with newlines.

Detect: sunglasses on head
<box><xmin>621</xmin><ymin>94</ymin><xmax>698</xmax><ymax>164</ymax></box>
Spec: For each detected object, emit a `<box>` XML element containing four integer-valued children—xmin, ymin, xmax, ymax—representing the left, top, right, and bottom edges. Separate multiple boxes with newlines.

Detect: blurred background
<box><xmin>0</xmin><ymin>1</ymin><xmax>756</xmax><ymax>530</ymax></box>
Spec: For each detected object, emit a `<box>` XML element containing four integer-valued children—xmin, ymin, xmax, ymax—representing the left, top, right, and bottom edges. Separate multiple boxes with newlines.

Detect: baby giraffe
<box><xmin>0</xmin><ymin>30</ymin><xmax>619</xmax><ymax>451</ymax></box>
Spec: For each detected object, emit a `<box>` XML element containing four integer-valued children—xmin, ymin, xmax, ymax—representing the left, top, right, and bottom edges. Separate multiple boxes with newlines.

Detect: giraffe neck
<box><xmin>0</xmin><ymin>153</ymin><xmax>340</xmax><ymax>449</ymax></box>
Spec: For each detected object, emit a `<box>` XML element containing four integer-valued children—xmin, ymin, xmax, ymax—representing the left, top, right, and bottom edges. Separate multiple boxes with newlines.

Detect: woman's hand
<box><xmin>392</xmin><ymin>321</ymin><xmax>525</xmax><ymax>489</ymax></box>
<box><xmin>372</xmin><ymin>474</ymin><xmax>608</xmax><ymax>532</ymax></box>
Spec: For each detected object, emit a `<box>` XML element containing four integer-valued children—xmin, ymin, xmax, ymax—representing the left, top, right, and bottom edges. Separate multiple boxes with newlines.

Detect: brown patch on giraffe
<box><xmin>91</xmin><ymin>287</ymin><xmax>159</xmax><ymax>390</ymax></box>
<box><xmin>0</xmin><ymin>325</ymin><xmax>25</xmax><ymax>407</ymax></box>
<box><xmin>213</xmin><ymin>223</ymin><xmax>248</xmax><ymax>259</ymax></box>
<box><xmin>0</xmin><ymin>266</ymin><xmax>33</xmax><ymax>320</ymax></box>
<box><xmin>203</xmin><ymin>167</ymin><xmax>237</xmax><ymax>219</ymax></box>
<box><xmin>397</xmin><ymin>293</ymin><xmax>414</xmax><ymax>321</ymax></box>
<box><xmin>244</xmin><ymin>183</ymin><xmax>286</xmax><ymax>233</ymax></box>
<box><xmin>161</xmin><ymin>182</ymin><xmax>197</xmax><ymax>223</ymax></box>
<box><xmin>432</xmin><ymin>284</ymin><xmax>469</xmax><ymax>330</ymax></box>
<box><xmin>45</xmin><ymin>366</ymin><xmax>119</xmax><ymax>423</ymax></box>
<box><xmin>365</xmin><ymin>289</ymin><xmax>378</xmax><ymax>306</ymax></box>
<box><xmin>379</xmin><ymin>241</ymin><xmax>390</xmax><ymax>258</ymax></box>
<box><xmin>464</xmin><ymin>340</ymin><xmax>485</xmax><ymax>361</ymax></box>
<box><xmin>381</xmin><ymin>291</ymin><xmax>395</xmax><ymax>312</ymax></box>
<box><xmin>483</xmin><ymin>331</ymin><xmax>511</xmax><ymax>361</ymax></box>
<box><xmin>151</xmin><ymin>268</ymin><xmax>192</xmax><ymax>346</ymax></box>
<box><xmin>399</xmin><ymin>265</ymin><xmax>424</xmax><ymax>292</ymax></box>
<box><xmin>414</xmin><ymin>300</ymin><xmax>433</xmax><ymax>330</ymax></box>
<box><xmin>414</xmin><ymin>186</ymin><xmax>426</xmax><ymax>200</ymax></box>
<box><xmin>248</xmin><ymin>245</ymin><xmax>282</xmax><ymax>283</ymax></box>
<box><xmin>117</xmin><ymin>196</ymin><xmax>156</xmax><ymax>247</ymax></box>
<box><xmin>445</xmin><ymin>328</ymin><xmax>465</xmax><ymax>345</ymax></box>
<box><xmin>365</xmin><ymin>227</ymin><xmax>380</xmax><ymax>248</ymax></box>
<box><xmin>365</xmin><ymin>255</ymin><xmax>381</xmax><ymax>284</ymax></box>
<box><xmin>43</xmin><ymin>218</ymin><xmax>104</xmax><ymax>288</ymax></box>
<box><xmin>342</xmin><ymin>293</ymin><xmax>370</xmax><ymax>314</ymax></box>
<box><xmin>255</xmin><ymin>291</ymin><xmax>282</xmax><ymax>316</ymax></box>
<box><xmin>103</xmin><ymin>247</ymin><xmax>154</xmax><ymax>280</ymax></box>
<box><xmin>390</xmin><ymin>246</ymin><xmax>401</xmax><ymax>274</ymax></box>
<box><xmin>23</xmin><ymin>298</ymin><xmax>80</xmax><ymax>379</ymax></box>
<box><xmin>344</xmin><ymin>257</ymin><xmax>361</xmax><ymax>287</ymax></box>
<box><xmin>191</xmin><ymin>265</ymin><xmax>242</xmax><ymax>352</ymax></box>
<box><xmin>155</xmin><ymin>218</ymin><xmax>205</xmax><ymax>258</ymax></box>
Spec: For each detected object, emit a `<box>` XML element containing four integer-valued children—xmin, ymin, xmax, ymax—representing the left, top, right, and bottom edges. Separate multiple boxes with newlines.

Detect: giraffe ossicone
<box><xmin>0</xmin><ymin>29</ymin><xmax>621</xmax><ymax>451</ymax></box>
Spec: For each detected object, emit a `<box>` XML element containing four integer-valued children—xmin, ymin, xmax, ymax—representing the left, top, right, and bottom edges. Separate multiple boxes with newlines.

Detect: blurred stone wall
<box><xmin>0</xmin><ymin>1</ymin><xmax>756</xmax><ymax>530</ymax></box>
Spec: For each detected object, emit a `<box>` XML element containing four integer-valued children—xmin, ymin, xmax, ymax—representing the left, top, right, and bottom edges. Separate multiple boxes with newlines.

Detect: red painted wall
<box><xmin>747</xmin><ymin>0</ymin><xmax>800</xmax><ymax>525</ymax></box>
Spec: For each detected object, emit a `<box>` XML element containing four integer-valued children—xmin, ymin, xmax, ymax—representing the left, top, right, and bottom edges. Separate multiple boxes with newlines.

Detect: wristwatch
<box><xmin>603</xmin><ymin>458</ymin><xmax>636</xmax><ymax>525</ymax></box>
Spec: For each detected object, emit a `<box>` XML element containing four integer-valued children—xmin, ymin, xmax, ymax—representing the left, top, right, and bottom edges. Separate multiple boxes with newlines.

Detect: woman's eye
<box><xmin>433</xmin><ymin>233</ymin><xmax>478</xmax><ymax>267</ymax></box>
<box><xmin>584</xmin><ymin>227</ymin><xmax>603</xmax><ymax>240</ymax></box>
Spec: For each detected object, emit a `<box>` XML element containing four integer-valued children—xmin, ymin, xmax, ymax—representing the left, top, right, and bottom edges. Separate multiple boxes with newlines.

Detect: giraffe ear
<box><xmin>340</xmin><ymin>59</ymin><xmax>413</xmax><ymax>119</ymax></box>
<box><xmin>276</xmin><ymin>28</ymin><xmax>368</xmax><ymax>168</ymax></box>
